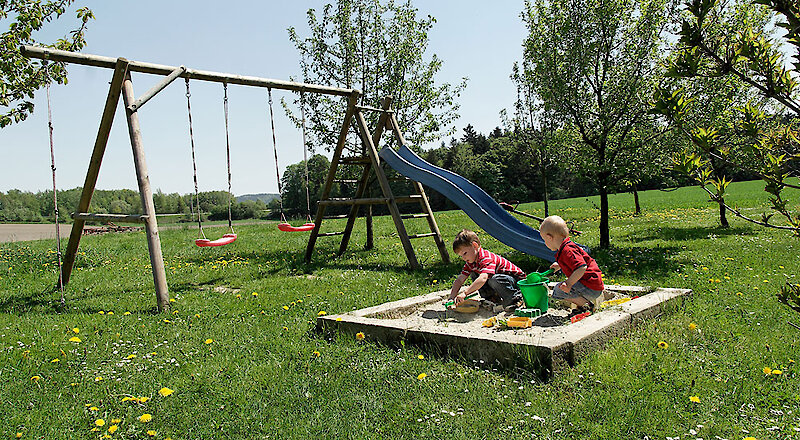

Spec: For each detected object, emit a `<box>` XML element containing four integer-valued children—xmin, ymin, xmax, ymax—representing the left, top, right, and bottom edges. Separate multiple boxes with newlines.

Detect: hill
<box><xmin>236</xmin><ymin>193</ymin><xmax>280</xmax><ymax>204</ymax></box>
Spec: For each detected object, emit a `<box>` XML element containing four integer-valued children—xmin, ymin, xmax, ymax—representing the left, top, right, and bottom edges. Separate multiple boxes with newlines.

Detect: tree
<box><xmin>1</xmin><ymin>0</ymin><xmax>94</xmax><ymax>127</ymax></box>
<box><xmin>279</xmin><ymin>154</ymin><xmax>331</xmax><ymax>218</ymax></box>
<box><xmin>521</xmin><ymin>0</ymin><xmax>675</xmax><ymax>247</ymax></box>
<box><xmin>287</xmin><ymin>0</ymin><xmax>466</xmax><ymax>154</ymax></box>
<box><xmin>652</xmin><ymin>0</ymin><xmax>800</xmax><ymax>235</ymax></box>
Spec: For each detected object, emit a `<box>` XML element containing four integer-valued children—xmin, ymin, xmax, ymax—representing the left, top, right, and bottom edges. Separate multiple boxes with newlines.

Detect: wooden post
<box><xmin>305</xmin><ymin>90</ymin><xmax>361</xmax><ymax>263</ymax></box>
<box><xmin>60</xmin><ymin>59</ymin><xmax>129</xmax><ymax>287</ymax></box>
<box><xmin>120</xmin><ymin>72</ymin><xmax>170</xmax><ymax>312</ymax></box>
<box><xmin>353</xmin><ymin>110</ymin><xmax>419</xmax><ymax>269</ymax></box>
<box><xmin>387</xmin><ymin>113</ymin><xmax>451</xmax><ymax>264</ymax></box>
<box><xmin>338</xmin><ymin>97</ymin><xmax>393</xmax><ymax>255</ymax></box>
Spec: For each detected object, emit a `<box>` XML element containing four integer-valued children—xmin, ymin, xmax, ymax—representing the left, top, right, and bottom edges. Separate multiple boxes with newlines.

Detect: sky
<box><xmin>0</xmin><ymin>1</ymin><xmax>529</xmax><ymax>196</ymax></box>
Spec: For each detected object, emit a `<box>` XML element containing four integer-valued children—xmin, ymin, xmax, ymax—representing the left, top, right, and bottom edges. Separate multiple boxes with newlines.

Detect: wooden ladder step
<box><xmin>395</xmin><ymin>195</ymin><xmax>423</xmax><ymax>204</ymax></box>
<box><xmin>323</xmin><ymin>214</ymin><xmax>350</xmax><ymax>219</ymax></box>
<box><xmin>339</xmin><ymin>157</ymin><xmax>370</xmax><ymax>165</ymax></box>
<box><xmin>317</xmin><ymin>231</ymin><xmax>346</xmax><ymax>237</ymax></box>
<box><xmin>401</xmin><ymin>213</ymin><xmax>430</xmax><ymax>219</ymax></box>
<box><xmin>408</xmin><ymin>232</ymin><xmax>437</xmax><ymax>239</ymax></box>
<box><xmin>72</xmin><ymin>212</ymin><xmax>148</xmax><ymax>223</ymax></box>
<box><xmin>319</xmin><ymin>197</ymin><xmax>388</xmax><ymax>206</ymax></box>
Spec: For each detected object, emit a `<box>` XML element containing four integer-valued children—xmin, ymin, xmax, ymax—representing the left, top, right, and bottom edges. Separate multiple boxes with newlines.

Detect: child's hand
<box><xmin>453</xmin><ymin>292</ymin><xmax>467</xmax><ymax>304</ymax></box>
<box><xmin>559</xmin><ymin>282</ymin><xmax>571</xmax><ymax>293</ymax></box>
<box><xmin>550</xmin><ymin>262</ymin><xmax>561</xmax><ymax>272</ymax></box>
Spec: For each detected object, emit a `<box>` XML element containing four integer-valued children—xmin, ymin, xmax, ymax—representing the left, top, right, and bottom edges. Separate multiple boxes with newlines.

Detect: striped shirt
<box><xmin>461</xmin><ymin>248</ymin><xmax>526</xmax><ymax>280</ymax></box>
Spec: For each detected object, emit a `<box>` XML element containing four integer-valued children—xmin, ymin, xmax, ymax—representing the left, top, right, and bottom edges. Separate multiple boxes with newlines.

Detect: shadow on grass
<box><xmin>628</xmin><ymin>225</ymin><xmax>754</xmax><ymax>242</ymax></box>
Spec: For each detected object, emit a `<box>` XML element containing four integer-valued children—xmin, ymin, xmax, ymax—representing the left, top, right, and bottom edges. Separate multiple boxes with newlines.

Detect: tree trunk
<box><xmin>718</xmin><ymin>197</ymin><xmax>729</xmax><ymax>228</ymax></box>
<box><xmin>366</xmin><ymin>205</ymin><xmax>374</xmax><ymax>249</ymax></box>
<box><xmin>633</xmin><ymin>184</ymin><xmax>641</xmax><ymax>215</ymax></box>
<box><xmin>600</xmin><ymin>187</ymin><xmax>610</xmax><ymax>248</ymax></box>
<box><xmin>542</xmin><ymin>166</ymin><xmax>550</xmax><ymax>217</ymax></box>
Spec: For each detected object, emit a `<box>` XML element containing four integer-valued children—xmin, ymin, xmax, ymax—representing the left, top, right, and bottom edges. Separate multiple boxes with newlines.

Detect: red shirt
<box><xmin>461</xmin><ymin>248</ymin><xmax>526</xmax><ymax>280</ymax></box>
<box><xmin>555</xmin><ymin>238</ymin><xmax>604</xmax><ymax>291</ymax></box>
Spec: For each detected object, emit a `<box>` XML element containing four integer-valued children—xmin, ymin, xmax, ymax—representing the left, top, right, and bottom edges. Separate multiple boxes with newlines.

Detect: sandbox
<box><xmin>316</xmin><ymin>284</ymin><xmax>692</xmax><ymax>378</ymax></box>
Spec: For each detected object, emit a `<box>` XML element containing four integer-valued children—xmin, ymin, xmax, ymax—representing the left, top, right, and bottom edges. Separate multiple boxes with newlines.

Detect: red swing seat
<box><xmin>277</xmin><ymin>223</ymin><xmax>315</xmax><ymax>232</ymax></box>
<box><xmin>195</xmin><ymin>233</ymin><xmax>238</xmax><ymax>247</ymax></box>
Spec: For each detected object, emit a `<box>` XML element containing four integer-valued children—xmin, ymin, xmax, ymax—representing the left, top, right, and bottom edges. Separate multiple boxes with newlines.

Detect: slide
<box><xmin>379</xmin><ymin>144</ymin><xmax>557</xmax><ymax>262</ymax></box>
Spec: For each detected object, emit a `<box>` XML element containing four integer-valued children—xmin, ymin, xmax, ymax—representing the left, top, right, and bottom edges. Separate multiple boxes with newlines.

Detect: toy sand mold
<box><xmin>316</xmin><ymin>284</ymin><xmax>692</xmax><ymax>379</ymax></box>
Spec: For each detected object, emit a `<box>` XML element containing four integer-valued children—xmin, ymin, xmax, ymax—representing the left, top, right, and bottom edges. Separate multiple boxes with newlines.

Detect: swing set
<box><xmin>23</xmin><ymin>45</ymin><xmax>450</xmax><ymax>312</ymax></box>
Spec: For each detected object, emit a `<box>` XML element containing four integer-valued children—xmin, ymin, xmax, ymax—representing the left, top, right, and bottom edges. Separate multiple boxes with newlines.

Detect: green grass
<box><xmin>1</xmin><ymin>180</ymin><xmax>799</xmax><ymax>439</ymax></box>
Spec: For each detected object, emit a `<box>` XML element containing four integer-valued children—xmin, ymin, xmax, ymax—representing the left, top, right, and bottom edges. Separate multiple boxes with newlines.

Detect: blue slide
<box><xmin>379</xmin><ymin>144</ymin><xmax>556</xmax><ymax>262</ymax></box>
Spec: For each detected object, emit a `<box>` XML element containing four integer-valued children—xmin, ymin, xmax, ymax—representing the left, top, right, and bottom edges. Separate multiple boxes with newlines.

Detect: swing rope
<box><xmin>300</xmin><ymin>91</ymin><xmax>312</xmax><ymax>222</ymax></box>
<box><xmin>223</xmin><ymin>82</ymin><xmax>235</xmax><ymax>234</ymax></box>
<box><xmin>44</xmin><ymin>60</ymin><xmax>65</xmax><ymax>305</ymax></box>
<box><xmin>267</xmin><ymin>88</ymin><xmax>287</xmax><ymax>223</ymax></box>
<box><xmin>185</xmin><ymin>77</ymin><xmax>206</xmax><ymax>240</ymax></box>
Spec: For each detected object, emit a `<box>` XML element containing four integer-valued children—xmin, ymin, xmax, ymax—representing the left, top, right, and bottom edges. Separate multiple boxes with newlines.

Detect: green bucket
<box><xmin>517</xmin><ymin>279</ymin><xmax>549</xmax><ymax>312</ymax></box>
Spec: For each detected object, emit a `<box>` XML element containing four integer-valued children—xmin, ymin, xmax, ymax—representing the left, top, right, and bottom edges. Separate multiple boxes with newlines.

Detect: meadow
<box><xmin>1</xmin><ymin>180</ymin><xmax>798</xmax><ymax>439</ymax></box>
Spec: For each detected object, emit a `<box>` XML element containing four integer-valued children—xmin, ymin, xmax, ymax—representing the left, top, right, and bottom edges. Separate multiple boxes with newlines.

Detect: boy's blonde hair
<box><xmin>452</xmin><ymin>229</ymin><xmax>480</xmax><ymax>251</ymax></box>
<box><xmin>539</xmin><ymin>215</ymin><xmax>569</xmax><ymax>238</ymax></box>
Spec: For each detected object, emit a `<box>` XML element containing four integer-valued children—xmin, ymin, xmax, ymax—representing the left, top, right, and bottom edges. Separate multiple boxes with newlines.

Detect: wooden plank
<box><xmin>22</xmin><ymin>45</ymin><xmax>356</xmax><ymax>97</ymax></box>
<box><xmin>388</xmin><ymin>113</ymin><xmax>451</xmax><ymax>264</ymax></box>
<box><xmin>401</xmin><ymin>213</ymin><xmax>430</xmax><ymax>219</ymax></box>
<box><xmin>121</xmin><ymin>72</ymin><xmax>170</xmax><ymax>312</ymax></box>
<box><xmin>127</xmin><ymin>65</ymin><xmax>186</xmax><ymax>112</ymax></box>
<box><xmin>394</xmin><ymin>195</ymin><xmax>423</xmax><ymax>203</ymax></box>
<box><xmin>317</xmin><ymin>231</ymin><xmax>346</xmax><ymax>237</ymax></box>
<box><xmin>318</xmin><ymin>197</ymin><xmax>388</xmax><ymax>206</ymax></box>
<box><xmin>305</xmin><ymin>91</ymin><xmax>361</xmax><ymax>263</ymax></box>
<box><xmin>408</xmin><ymin>233</ymin><xmax>437</xmax><ymax>239</ymax></box>
<box><xmin>72</xmin><ymin>213</ymin><xmax>147</xmax><ymax>223</ymax></box>
<box><xmin>354</xmin><ymin>108</ymin><xmax>419</xmax><ymax>269</ymax></box>
<box><xmin>61</xmin><ymin>59</ymin><xmax>129</xmax><ymax>288</ymax></box>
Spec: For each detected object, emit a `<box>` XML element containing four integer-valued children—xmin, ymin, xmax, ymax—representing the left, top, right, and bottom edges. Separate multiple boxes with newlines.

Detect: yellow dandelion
<box><xmin>657</xmin><ymin>341</ymin><xmax>668</xmax><ymax>349</ymax></box>
<box><xmin>282</xmin><ymin>326</ymin><xmax>288</xmax><ymax>331</ymax></box>
<box><xmin>335</xmin><ymin>317</ymin><xmax>342</xmax><ymax>322</ymax></box>
<box><xmin>355</xmin><ymin>332</ymin><xmax>365</xmax><ymax>341</ymax></box>
<box><xmin>282</xmin><ymin>305</ymin><xmax>289</xmax><ymax>310</ymax></box>
<box><xmin>236</xmin><ymin>294</ymin><xmax>242</xmax><ymax>299</ymax></box>
<box><xmin>312</xmin><ymin>351</ymin><xmax>320</xmax><ymax>357</ymax></box>
<box><xmin>138</xmin><ymin>396</ymin><xmax>149</xmax><ymax>403</ymax></box>
<box><xmin>94</xmin><ymin>419</ymin><xmax>105</xmax><ymax>427</ymax></box>
<box><xmin>147</xmin><ymin>430</ymin><xmax>157</xmax><ymax>437</ymax></box>
<box><xmin>89</xmin><ymin>406</ymin><xmax>99</xmax><ymax>411</ymax></box>
<box><xmin>318</xmin><ymin>311</ymin><xmax>327</xmax><ymax>316</ymax></box>
<box><xmin>95</xmin><ymin>376</ymin><xmax>103</xmax><ymax>382</ymax></box>
<box><xmin>162</xmin><ymin>319</ymin><xmax>171</xmax><ymax>324</ymax></box>
<box><xmin>121</xmin><ymin>397</ymin><xmax>133</xmax><ymax>402</ymax></box>
<box><xmin>772</xmin><ymin>369</ymin><xmax>782</xmax><ymax>375</ymax></box>
<box><xmin>30</xmin><ymin>375</ymin><xmax>41</xmax><ymax>381</ymax></box>
<box><xmin>763</xmin><ymin>366</ymin><xmax>773</xmax><ymax>375</ymax></box>
<box><xmin>158</xmin><ymin>387</ymin><xmax>174</xmax><ymax>397</ymax></box>
<box><xmin>72</xmin><ymin>327</ymin><xmax>80</xmax><ymax>333</ymax></box>
<box><xmin>172</xmin><ymin>310</ymin><xmax>179</xmax><ymax>315</ymax></box>
<box><xmin>126</xmin><ymin>354</ymin><xmax>137</xmax><ymax>360</ymax></box>
<box><xmin>108</xmin><ymin>425</ymin><xmax>119</xmax><ymax>434</ymax></box>
<box><xmin>123</xmin><ymin>311</ymin><xmax>131</xmax><ymax>315</ymax></box>
<box><xmin>107</xmin><ymin>311</ymin><xmax>114</xmax><ymax>315</ymax></box>
<box><xmin>418</xmin><ymin>355</ymin><xmax>425</xmax><ymax>360</ymax></box>
<box><xmin>90</xmin><ymin>428</ymin><xmax>99</xmax><ymax>432</ymax></box>
<box><xmin>204</xmin><ymin>338</ymin><xmax>213</xmax><ymax>344</ymax></box>
<box><xmin>743</xmin><ymin>437</ymin><xmax>757</xmax><ymax>440</ymax></box>
<box><xmin>111</xmin><ymin>419</ymin><xmax>121</xmax><ymax>424</ymax></box>
<box><xmin>138</xmin><ymin>413</ymin><xmax>152</xmax><ymax>423</ymax></box>
<box><xmin>252</xmin><ymin>292</ymin><xmax>258</xmax><ymax>297</ymax></box>
<box><xmin>688</xmin><ymin>323</ymin><xmax>697</xmax><ymax>331</ymax></box>
<box><xmin>689</xmin><ymin>396</ymin><xmax>700</xmax><ymax>403</ymax></box>
<box><xmin>169</xmin><ymin>298</ymin><xmax>176</xmax><ymax>303</ymax></box>
<box><xmin>51</xmin><ymin>358</ymin><xmax>59</xmax><ymax>363</ymax></box>
<box><xmin>15</xmin><ymin>433</ymin><xmax>22</xmax><ymax>438</ymax></box>
<box><xmin>417</xmin><ymin>373</ymin><xmax>427</xmax><ymax>380</ymax></box>
<box><xmin>69</xmin><ymin>336</ymin><xmax>81</xmax><ymax>343</ymax></box>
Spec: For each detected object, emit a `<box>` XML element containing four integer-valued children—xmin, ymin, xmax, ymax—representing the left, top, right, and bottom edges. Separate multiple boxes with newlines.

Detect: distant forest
<box><xmin>1</xmin><ymin>125</ymin><xmax>757</xmax><ymax>224</ymax></box>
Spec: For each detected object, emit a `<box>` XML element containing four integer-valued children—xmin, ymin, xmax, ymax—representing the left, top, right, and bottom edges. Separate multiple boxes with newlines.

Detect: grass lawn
<box><xmin>1</xmin><ymin>180</ymin><xmax>798</xmax><ymax>439</ymax></box>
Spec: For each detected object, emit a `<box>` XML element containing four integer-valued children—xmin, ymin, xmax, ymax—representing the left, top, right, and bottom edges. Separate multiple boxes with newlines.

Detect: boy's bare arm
<box><xmin>560</xmin><ymin>265</ymin><xmax>587</xmax><ymax>293</ymax></box>
<box><xmin>448</xmin><ymin>273</ymin><xmax>468</xmax><ymax>301</ymax></box>
<box><xmin>464</xmin><ymin>273</ymin><xmax>489</xmax><ymax>296</ymax></box>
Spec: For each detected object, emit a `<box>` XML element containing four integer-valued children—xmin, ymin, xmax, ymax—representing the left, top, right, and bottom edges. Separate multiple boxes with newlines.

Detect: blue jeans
<box><xmin>471</xmin><ymin>273</ymin><xmax>522</xmax><ymax>306</ymax></box>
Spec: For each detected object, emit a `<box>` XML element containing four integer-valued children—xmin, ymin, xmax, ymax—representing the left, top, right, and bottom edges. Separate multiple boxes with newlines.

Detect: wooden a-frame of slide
<box><xmin>22</xmin><ymin>46</ymin><xmax>449</xmax><ymax>313</ymax></box>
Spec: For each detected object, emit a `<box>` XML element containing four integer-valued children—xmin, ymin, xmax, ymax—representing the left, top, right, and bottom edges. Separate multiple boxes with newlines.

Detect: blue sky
<box><xmin>1</xmin><ymin>1</ymin><xmax>528</xmax><ymax>195</ymax></box>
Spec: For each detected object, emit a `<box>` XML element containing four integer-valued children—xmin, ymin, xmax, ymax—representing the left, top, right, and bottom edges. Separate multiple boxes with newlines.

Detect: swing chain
<box><xmin>223</xmin><ymin>82</ymin><xmax>234</xmax><ymax>234</ymax></box>
<box><xmin>268</xmin><ymin>88</ymin><xmax>286</xmax><ymax>221</ymax></box>
<box><xmin>185</xmin><ymin>77</ymin><xmax>206</xmax><ymax>239</ymax></box>
<box><xmin>43</xmin><ymin>59</ymin><xmax>65</xmax><ymax>302</ymax></box>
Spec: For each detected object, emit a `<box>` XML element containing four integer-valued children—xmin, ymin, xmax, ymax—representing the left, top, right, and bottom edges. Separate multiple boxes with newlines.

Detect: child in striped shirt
<box><xmin>445</xmin><ymin>229</ymin><xmax>526</xmax><ymax>310</ymax></box>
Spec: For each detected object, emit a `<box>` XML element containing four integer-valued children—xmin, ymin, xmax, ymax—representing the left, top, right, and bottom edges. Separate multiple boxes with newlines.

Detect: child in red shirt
<box><xmin>445</xmin><ymin>229</ymin><xmax>526</xmax><ymax>310</ymax></box>
<box><xmin>539</xmin><ymin>215</ymin><xmax>608</xmax><ymax>317</ymax></box>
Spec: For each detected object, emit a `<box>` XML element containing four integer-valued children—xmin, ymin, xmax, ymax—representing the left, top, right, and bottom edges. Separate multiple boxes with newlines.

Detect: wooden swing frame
<box><xmin>21</xmin><ymin>45</ymin><xmax>449</xmax><ymax>313</ymax></box>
